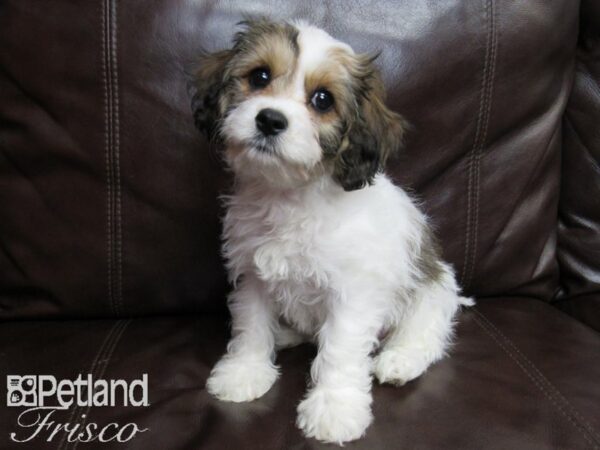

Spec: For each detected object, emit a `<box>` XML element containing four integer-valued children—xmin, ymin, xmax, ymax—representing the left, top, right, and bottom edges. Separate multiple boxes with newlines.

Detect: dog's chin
<box><xmin>225</xmin><ymin>139</ymin><xmax>320</xmax><ymax>189</ymax></box>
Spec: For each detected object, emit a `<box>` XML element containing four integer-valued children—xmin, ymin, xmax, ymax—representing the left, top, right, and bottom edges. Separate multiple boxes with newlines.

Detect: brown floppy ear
<box><xmin>333</xmin><ymin>55</ymin><xmax>406</xmax><ymax>191</ymax></box>
<box><xmin>191</xmin><ymin>49</ymin><xmax>234</xmax><ymax>141</ymax></box>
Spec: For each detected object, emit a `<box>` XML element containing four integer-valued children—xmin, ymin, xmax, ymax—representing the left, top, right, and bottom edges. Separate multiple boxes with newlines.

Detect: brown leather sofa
<box><xmin>1</xmin><ymin>1</ymin><xmax>599</xmax><ymax>449</ymax></box>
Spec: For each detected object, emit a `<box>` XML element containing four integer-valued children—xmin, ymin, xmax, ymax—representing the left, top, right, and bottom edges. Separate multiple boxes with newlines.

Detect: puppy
<box><xmin>192</xmin><ymin>18</ymin><xmax>473</xmax><ymax>445</ymax></box>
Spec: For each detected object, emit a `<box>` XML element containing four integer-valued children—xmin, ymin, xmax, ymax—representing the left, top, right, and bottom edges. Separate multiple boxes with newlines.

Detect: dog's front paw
<box><xmin>373</xmin><ymin>349</ymin><xmax>429</xmax><ymax>386</ymax></box>
<box><xmin>206</xmin><ymin>355</ymin><xmax>279</xmax><ymax>402</ymax></box>
<box><xmin>296</xmin><ymin>387</ymin><xmax>373</xmax><ymax>444</ymax></box>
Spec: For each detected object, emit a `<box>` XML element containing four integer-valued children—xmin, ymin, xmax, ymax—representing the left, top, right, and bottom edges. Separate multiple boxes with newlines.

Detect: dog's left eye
<box><xmin>310</xmin><ymin>89</ymin><xmax>334</xmax><ymax>113</ymax></box>
<box><xmin>248</xmin><ymin>67</ymin><xmax>271</xmax><ymax>89</ymax></box>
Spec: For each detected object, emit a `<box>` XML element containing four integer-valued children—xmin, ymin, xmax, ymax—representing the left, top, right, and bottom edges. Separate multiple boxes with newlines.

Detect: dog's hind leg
<box><xmin>373</xmin><ymin>265</ymin><xmax>473</xmax><ymax>386</ymax></box>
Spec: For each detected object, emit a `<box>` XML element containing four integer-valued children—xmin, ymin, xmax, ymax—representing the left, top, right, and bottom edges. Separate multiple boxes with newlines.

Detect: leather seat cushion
<box><xmin>2</xmin><ymin>297</ymin><xmax>599</xmax><ymax>449</ymax></box>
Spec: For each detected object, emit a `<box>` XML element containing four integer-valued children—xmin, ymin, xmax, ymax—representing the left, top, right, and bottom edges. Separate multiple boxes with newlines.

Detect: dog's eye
<box><xmin>310</xmin><ymin>89</ymin><xmax>334</xmax><ymax>113</ymax></box>
<box><xmin>248</xmin><ymin>67</ymin><xmax>271</xmax><ymax>89</ymax></box>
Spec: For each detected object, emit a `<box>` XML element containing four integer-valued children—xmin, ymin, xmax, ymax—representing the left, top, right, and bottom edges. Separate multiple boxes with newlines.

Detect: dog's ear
<box><xmin>333</xmin><ymin>54</ymin><xmax>406</xmax><ymax>191</ymax></box>
<box><xmin>191</xmin><ymin>49</ymin><xmax>234</xmax><ymax>141</ymax></box>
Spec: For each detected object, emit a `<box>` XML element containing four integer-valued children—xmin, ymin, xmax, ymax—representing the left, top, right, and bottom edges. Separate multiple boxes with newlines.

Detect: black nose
<box><xmin>255</xmin><ymin>108</ymin><xmax>288</xmax><ymax>136</ymax></box>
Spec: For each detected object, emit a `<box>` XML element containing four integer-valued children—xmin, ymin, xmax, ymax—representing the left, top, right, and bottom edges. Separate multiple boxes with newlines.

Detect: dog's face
<box><xmin>192</xmin><ymin>19</ymin><xmax>405</xmax><ymax>191</ymax></box>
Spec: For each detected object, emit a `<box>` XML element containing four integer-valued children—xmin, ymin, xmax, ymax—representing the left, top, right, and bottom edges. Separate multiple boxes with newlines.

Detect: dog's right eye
<box><xmin>248</xmin><ymin>67</ymin><xmax>271</xmax><ymax>89</ymax></box>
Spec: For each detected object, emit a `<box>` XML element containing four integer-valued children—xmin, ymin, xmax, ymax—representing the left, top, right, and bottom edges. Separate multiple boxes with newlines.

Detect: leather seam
<box><xmin>462</xmin><ymin>0</ymin><xmax>490</xmax><ymax>288</ymax></box>
<box><xmin>56</xmin><ymin>320</ymin><xmax>124</xmax><ymax>450</ymax></box>
<box><xmin>70</xmin><ymin>319</ymin><xmax>131</xmax><ymax>450</ymax></box>
<box><xmin>475</xmin><ymin>309</ymin><xmax>600</xmax><ymax>441</ymax></box>
<box><xmin>462</xmin><ymin>0</ymin><xmax>497</xmax><ymax>290</ymax></box>
<box><xmin>469</xmin><ymin>0</ymin><xmax>497</xmax><ymax>287</ymax></box>
<box><xmin>473</xmin><ymin>309</ymin><xmax>600</xmax><ymax>448</ymax></box>
<box><xmin>103</xmin><ymin>0</ymin><xmax>122</xmax><ymax>316</ymax></box>
<box><xmin>111</xmin><ymin>0</ymin><xmax>123</xmax><ymax>317</ymax></box>
<box><xmin>102</xmin><ymin>0</ymin><xmax>114</xmax><ymax>316</ymax></box>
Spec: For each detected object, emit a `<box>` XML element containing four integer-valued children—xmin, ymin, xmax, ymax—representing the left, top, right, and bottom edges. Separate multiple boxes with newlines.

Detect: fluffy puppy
<box><xmin>192</xmin><ymin>18</ymin><xmax>473</xmax><ymax>445</ymax></box>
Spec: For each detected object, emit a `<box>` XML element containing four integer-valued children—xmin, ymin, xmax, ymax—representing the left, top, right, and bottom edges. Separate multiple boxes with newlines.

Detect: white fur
<box><xmin>222</xmin><ymin>95</ymin><xmax>322</xmax><ymax>187</ymax></box>
<box><xmin>205</xmin><ymin>24</ymin><xmax>473</xmax><ymax>445</ymax></box>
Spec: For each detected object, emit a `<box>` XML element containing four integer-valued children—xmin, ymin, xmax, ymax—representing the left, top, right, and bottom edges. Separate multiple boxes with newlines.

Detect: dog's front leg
<box><xmin>206</xmin><ymin>276</ymin><xmax>279</xmax><ymax>402</ymax></box>
<box><xmin>296</xmin><ymin>295</ymin><xmax>380</xmax><ymax>444</ymax></box>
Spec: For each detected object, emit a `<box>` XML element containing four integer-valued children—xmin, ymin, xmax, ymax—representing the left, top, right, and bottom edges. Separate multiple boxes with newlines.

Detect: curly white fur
<box><xmin>207</xmin><ymin>173</ymin><xmax>472</xmax><ymax>444</ymax></box>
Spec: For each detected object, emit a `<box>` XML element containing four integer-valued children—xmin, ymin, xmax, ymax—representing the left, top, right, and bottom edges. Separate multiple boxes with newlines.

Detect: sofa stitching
<box><xmin>461</xmin><ymin>1</ymin><xmax>490</xmax><ymax>287</ymax></box>
<box><xmin>103</xmin><ymin>0</ymin><xmax>122</xmax><ymax>317</ymax></box>
<box><xmin>475</xmin><ymin>309</ymin><xmax>600</xmax><ymax>443</ymax></box>
<box><xmin>56</xmin><ymin>320</ymin><xmax>123</xmax><ymax>450</ymax></box>
<box><xmin>473</xmin><ymin>313</ymin><xmax>598</xmax><ymax>448</ymax></box>
<box><xmin>70</xmin><ymin>319</ymin><xmax>131</xmax><ymax>450</ymax></box>
<box><xmin>101</xmin><ymin>0</ymin><xmax>114</xmax><ymax>316</ymax></box>
<box><xmin>466</xmin><ymin>0</ymin><xmax>497</xmax><ymax>290</ymax></box>
<box><xmin>61</xmin><ymin>322</ymin><xmax>124</xmax><ymax>450</ymax></box>
<box><xmin>461</xmin><ymin>0</ymin><xmax>488</xmax><ymax>286</ymax></box>
<box><xmin>462</xmin><ymin>0</ymin><xmax>492</xmax><ymax>289</ymax></box>
<box><xmin>110</xmin><ymin>0</ymin><xmax>123</xmax><ymax>317</ymax></box>
<box><xmin>473</xmin><ymin>310</ymin><xmax>600</xmax><ymax>448</ymax></box>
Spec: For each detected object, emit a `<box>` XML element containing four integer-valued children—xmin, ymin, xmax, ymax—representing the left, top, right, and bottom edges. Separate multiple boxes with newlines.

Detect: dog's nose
<box><xmin>255</xmin><ymin>108</ymin><xmax>288</xmax><ymax>136</ymax></box>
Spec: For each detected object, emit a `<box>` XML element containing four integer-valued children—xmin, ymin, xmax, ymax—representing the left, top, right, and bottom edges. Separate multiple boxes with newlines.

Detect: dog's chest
<box><xmin>225</xmin><ymin>198</ymin><xmax>332</xmax><ymax>289</ymax></box>
<box><xmin>251</xmin><ymin>218</ymin><xmax>326</xmax><ymax>286</ymax></box>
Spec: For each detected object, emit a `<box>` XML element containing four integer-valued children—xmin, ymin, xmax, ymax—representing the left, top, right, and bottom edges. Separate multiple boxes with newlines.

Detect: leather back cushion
<box><xmin>0</xmin><ymin>1</ymin><xmax>578</xmax><ymax>318</ymax></box>
<box><xmin>556</xmin><ymin>0</ymin><xmax>600</xmax><ymax>331</ymax></box>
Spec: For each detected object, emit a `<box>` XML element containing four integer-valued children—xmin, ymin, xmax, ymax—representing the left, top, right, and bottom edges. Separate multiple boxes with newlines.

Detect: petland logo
<box><xmin>6</xmin><ymin>374</ymin><xmax>149</xmax><ymax>444</ymax></box>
